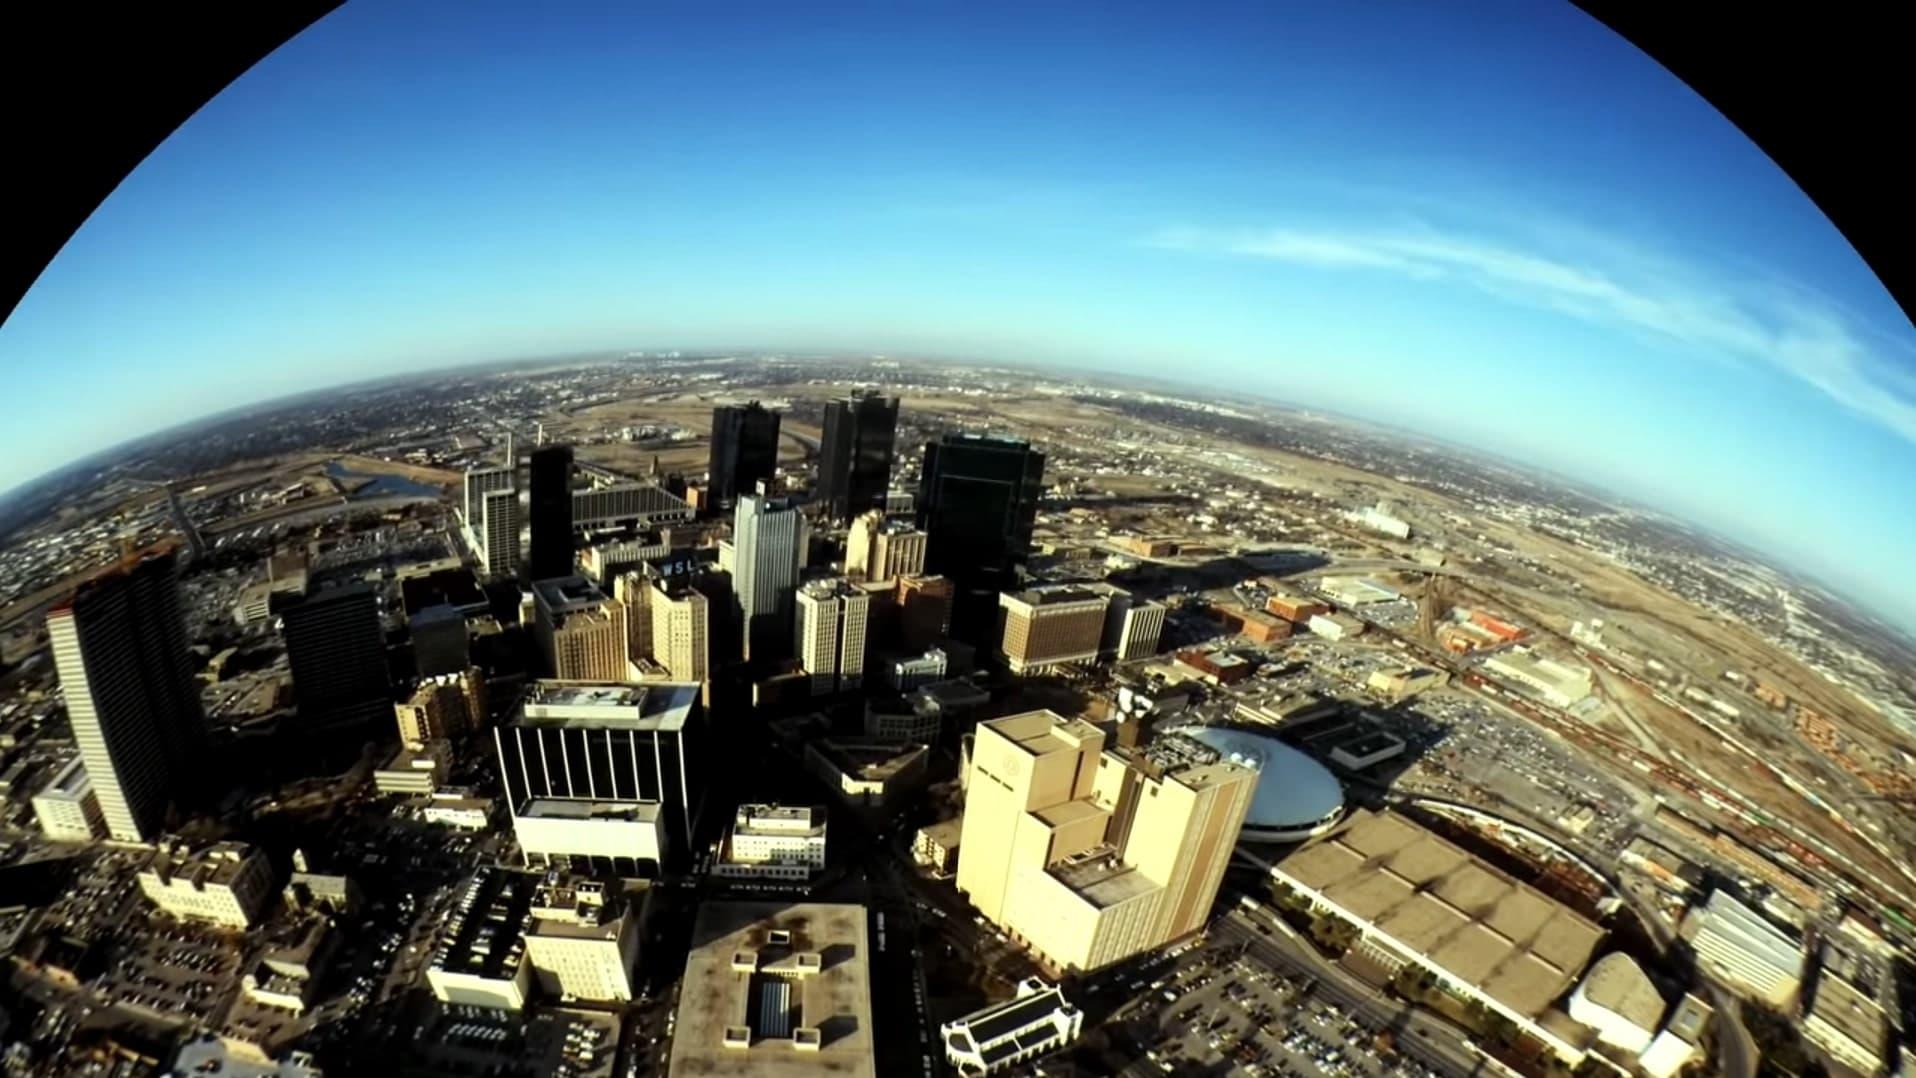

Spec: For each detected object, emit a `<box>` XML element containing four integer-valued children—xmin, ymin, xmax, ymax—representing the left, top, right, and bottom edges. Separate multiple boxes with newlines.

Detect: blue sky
<box><xmin>4</xmin><ymin>1</ymin><xmax>1915</xmax><ymax>627</ymax></box>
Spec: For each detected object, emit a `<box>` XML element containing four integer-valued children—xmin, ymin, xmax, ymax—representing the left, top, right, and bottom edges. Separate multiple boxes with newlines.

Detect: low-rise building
<box><xmin>1481</xmin><ymin>648</ymin><xmax>1594</xmax><ymax>709</ymax></box>
<box><xmin>284</xmin><ymin>868</ymin><xmax>359</xmax><ymax>917</ymax></box>
<box><xmin>911</xmin><ymin>677</ymin><xmax>992</xmax><ymax>727</ymax></box>
<box><xmin>427</xmin><ymin>867</ymin><xmax>537</xmax><ymax>1010</ymax></box>
<box><xmin>914</xmin><ymin>818</ymin><xmax>963</xmax><ymax>876</ymax></box>
<box><xmin>1619</xmin><ymin>837</ymin><xmax>1703</xmax><ymax>895</ymax></box>
<box><xmin>941</xmin><ymin>977</ymin><xmax>1082</xmax><ymax>1076</ymax></box>
<box><xmin>1214</xmin><ymin>604</ymin><xmax>1291</xmax><ymax>643</ymax></box>
<box><xmin>885</xmin><ymin>647</ymin><xmax>949</xmax><ymax>691</ymax></box>
<box><xmin>525</xmin><ymin>876</ymin><xmax>642</xmax><ymax>1004</ymax></box>
<box><xmin>1803</xmin><ymin>946</ymin><xmax>1889</xmax><ymax>1076</ymax></box>
<box><xmin>31</xmin><ymin>757</ymin><xmax>105</xmax><ymax>842</ymax></box>
<box><xmin>1686</xmin><ymin>890</ymin><xmax>1804</xmax><ymax>1007</ymax></box>
<box><xmin>804</xmin><ymin>738</ymin><xmax>929</xmax><ymax>808</ymax></box>
<box><xmin>1567</xmin><ymin>952</ymin><xmax>1665</xmax><ymax>1055</ymax></box>
<box><xmin>139</xmin><ymin>842</ymin><xmax>275</xmax><ymax>929</ymax></box>
<box><xmin>715</xmin><ymin>804</ymin><xmax>828</xmax><ymax>882</ymax></box>
<box><xmin>1269</xmin><ymin>808</ymin><xmax>1605</xmax><ymax>1065</ymax></box>
<box><xmin>1327</xmin><ymin>730</ymin><xmax>1406</xmax><ymax>771</ymax></box>
<box><xmin>1174</xmin><ymin>648</ymin><xmax>1254</xmax><ymax>684</ymax></box>
<box><xmin>667</xmin><ymin>902</ymin><xmax>875</xmax><ymax>1078</ymax></box>
<box><xmin>1306</xmin><ymin>612</ymin><xmax>1366</xmax><ymax>640</ymax></box>
<box><xmin>1316</xmin><ymin>576</ymin><xmax>1399</xmax><ymax>606</ymax></box>
<box><xmin>242</xmin><ymin>918</ymin><xmax>338</xmax><ymax>1015</ymax></box>
<box><xmin>1349</xmin><ymin>505</ymin><xmax>1410</xmax><ymax>540</ymax></box>
<box><xmin>1637</xmin><ymin>993</ymin><xmax>1713</xmax><ymax>1078</ymax></box>
<box><xmin>864</xmin><ymin>697</ymin><xmax>941</xmax><ymax>743</ymax></box>
<box><xmin>1114</xmin><ymin>676</ymin><xmax>1194</xmax><ymax>720</ymax></box>
<box><xmin>1265</xmin><ymin>592</ymin><xmax>1328</xmax><ymax>622</ymax></box>
<box><xmin>1365</xmin><ymin>666</ymin><xmax>1446</xmax><ymax>702</ymax></box>
<box><xmin>422</xmin><ymin>795</ymin><xmax>494</xmax><ymax>830</ymax></box>
<box><xmin>374</xmin><ymin>740</ymin><xmax>453</xmax><ymax>795</ymax></box>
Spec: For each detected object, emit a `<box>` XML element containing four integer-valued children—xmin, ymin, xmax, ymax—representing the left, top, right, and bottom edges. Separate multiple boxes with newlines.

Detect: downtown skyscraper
<box><xmin>815</xmin><ymin>391</ymin><xmax>898</xmax><ymax>521</ymax></box>
<box><xmin>917</xmin><ymin>432</ymin><xmax>1045</xmax><ymax>642</ymax></box>
<box><xmin>706</xmin><ymin>402</ymin><xmax>781</xmax><ymax>511</ymax></box>
<box><xmin>46</xmin><ymin>546</ymin><xmax>206</xmax><ymax>842</ymax></box>
<box><xmin>732</xmin><ymin>490</ymin><xmax>802</xmax><ymax>661</ymax></box>
<box><xmin>527</xmin><ymin>444</ymin><xmax>576</xmax><ymax>581</ymax></box>
<box><xmin>282</xmin><ymin>582</ymin><xmax>392</xmax><ymax>732</ymax></box>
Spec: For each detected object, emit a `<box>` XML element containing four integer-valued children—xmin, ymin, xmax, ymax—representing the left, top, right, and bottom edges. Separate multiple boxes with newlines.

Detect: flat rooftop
<box><xmin>736</xmin><ymin>804</ymin><xmax>825</xmax><ymax>834</ymax></box>
<box><xmin>1007</xmin><ymin>585</ymin><xmax>1106</xmax><ymax>607</ymax></box>
<box><xmin>430</xmin><ymin>867</ymin><xmax>535</xmax><ymax>982</ymax></box>
<box><xmin>982</xmin><ymin>711</ymin><xmax>1101</xmax><ymax>758</ymax></box>
<box><xmin>1318</xmin><ymin>576</ymin><xmax>1399</xmax><ymax>603</ymax></box>
<box><xmin>669</xmin><ymin>902</ymin><xmax>874</xmax><ymax>1078</ymax></box>
<box><xmin>812</xmin><ymin>739</ymin><xmax>929</xmax><ymax>781</ymax></box>
<box><xmin>914</xmin><ymin>679</ymin><xmax>991</xmax><ymax>707</ymax></box>
<box><xmin>1051</xmin><ymin>848</ymin><xmax>1157</xmax><ymax>909</ymax></box>
<box><xmin>142</xmin><ymin>842</ymin><xmax>262</xmax><ymax>889</ymax></box>
<box><xmin>1807</xmin><ymin>973</ymin><xmax>1886</xmax><ymax>1054</ymax></box>
<box><xmin>1274</xmin><ymin>809</ymin><xmax>1603</xmax><ymax>1020</ymax></box>
<box><xmin>521</xmin><ymin>799</ymin><xmax>663</xmax><ymax>823</ymax></box>
<box><xmin>38</xmin><ymin>756</ymin><xmax>90</xmax><ymax>799</ymax></box>
<box><xmin>534</xmin><ymin>576</ymin><xmax>611</xmax><ymax>611</ymax></box>
<box><xmin>520</xmin><ymin>680</ymin><xmax>700</xmax><ymax>731</ymax></box>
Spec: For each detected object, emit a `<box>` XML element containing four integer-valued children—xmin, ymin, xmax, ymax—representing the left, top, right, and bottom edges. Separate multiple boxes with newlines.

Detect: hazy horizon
<box><xmin>3</xmin><ymin>1</ymin><xmax>1914</xmax><ymax>627</ymax></box>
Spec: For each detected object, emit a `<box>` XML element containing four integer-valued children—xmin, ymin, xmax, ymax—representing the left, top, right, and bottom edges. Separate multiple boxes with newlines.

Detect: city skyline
<box><xmin>1</xmin><ymin>1</ymin><xmax>1913</xmax><ymax>627</ymax></box>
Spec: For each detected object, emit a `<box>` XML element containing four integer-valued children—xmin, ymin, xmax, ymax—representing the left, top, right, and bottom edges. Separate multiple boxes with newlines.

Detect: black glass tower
<box><xmin>707</xmin><ymin>402</ymin><xmax>780</xmax><ymax>511</ymax></box>
<box><xmin>815</xmin><ymin>391</ymin><xmax>899</xmax><ymax>521</ymax></box>
<box><xmin>916</xmin><ymin>433</ymin><xmax>1045</xmax><ymax>640</ymax></box>
<box><xmin>527</xmin><ymin>444</ymin><xmax>575</xmax><ymax>580</ymax></box>
<box><xmin>47</xmin><ymin>546</ymin><xmax>207</xmax><ymax>841</ymax></box>
<box><xmin>282</xmin><ymin>582</ymin><xmax>392</xmax><ymax>732</ymax></box>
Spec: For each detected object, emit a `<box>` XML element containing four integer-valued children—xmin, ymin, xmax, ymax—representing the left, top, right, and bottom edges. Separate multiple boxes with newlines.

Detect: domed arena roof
<box><xmin>1167</xmin><ymin>724</ymin><xmax>1346</xmax><ymax>842</ymax></box>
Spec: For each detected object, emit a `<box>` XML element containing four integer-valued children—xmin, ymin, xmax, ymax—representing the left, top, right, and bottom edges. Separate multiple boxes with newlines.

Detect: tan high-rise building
<box><xmin>957</xmin><ymin>711</ymin><xmax>1254</xmax><ymax>974</ymax></box>
<box><xmin>1092</xmin><ymin>585</ymin><xmax>1165</xmax><ymax>662</ymax></box>
<box><xmin>613</xmin><ymin>569</ymin><xmax>654</xmax><ymax>666</ymax></box>
<box><xmin>895</xmin><ymin>574</ymin><xmax>953</xmax><ymax>648</ymax></box>
<box><xmin>873</xmin><ymin>525</ymin><xmax>927</xmax><ymax>582</ymax></box>
<box><xmin>847</xmin><ymin>512</ymin><xmax>928</xmax><ymax>584</ymax></box>
<box><xmin>394</xmin><ymin>668</ymin><xmax>489</xmax><ymax>746</ymax></box>
<box><xmin>534</xmin><ymin>577</ymin><xmax>630</xmax><ymax>682</ymax></box>
<box><xmin>997</xmin><ymin>585</ymin><xmax>1112</xmax><ymax>674</ymax></box>
<box><xmin>845</xmin><ymin>510</ymin><xmax>883</xmax><ymax>581</ymax></box>
<box><xmin>649</xmin><ymin>577</ymin><xmax>709</xmax><ymax>683</ymax></box>
<box><xmin>796</xmin><ymin>578</ymin><xmax>872</xmax><ymax>695</ymax></box>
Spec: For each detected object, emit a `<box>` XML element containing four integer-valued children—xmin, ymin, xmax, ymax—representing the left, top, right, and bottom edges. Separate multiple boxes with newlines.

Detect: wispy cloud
<box><xmin>1150</xmin><ymin>222</ymin><xmax>1916</xmax><ymax>444</ymax></box>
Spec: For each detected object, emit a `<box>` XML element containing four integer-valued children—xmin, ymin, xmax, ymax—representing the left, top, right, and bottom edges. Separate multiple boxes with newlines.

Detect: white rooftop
<box><xmin>521</xmin><ymin>679</ymin><xmax>699</xmax><ymax>730</ymax></box>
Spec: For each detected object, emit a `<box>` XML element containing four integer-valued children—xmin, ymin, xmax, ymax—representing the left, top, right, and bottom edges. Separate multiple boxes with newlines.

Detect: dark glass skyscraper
<box><xmin>815</xmin><ymin>391</ymin><xmax>899</xmax><ymax>521</ymax></box>
<box><xmin>46</xmin><ymin>546</ymin><xmax>206</xmax><ymax>842</ymax></box>
<box><xmin>706</xmin><ymin>402</ymin><xmax>780</xmax><ymax>511</ymax></box>
<box><xmin>527</xmin><ymin>444</ymin><xmax>576</xmax><ymax>580</ymax></box>
<box><xmin>282</xmin><ymin>582</ymin><xmax>391</xmax><ymax>731</ymax></box>
<box><xmin>916</xmin><ymin>433</ymin><xmax>1045</xmax><ymax>642</ymax></box>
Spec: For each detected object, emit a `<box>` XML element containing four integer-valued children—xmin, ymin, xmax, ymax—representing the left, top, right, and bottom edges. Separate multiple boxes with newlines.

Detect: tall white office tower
<box><xmin>732</xmin><ymin>490</ymin><xmax>801</xmax><ymax>661</ymax></box>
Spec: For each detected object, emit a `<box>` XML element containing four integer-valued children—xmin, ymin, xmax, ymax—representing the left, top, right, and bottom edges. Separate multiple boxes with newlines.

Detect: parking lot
<box><xmin>105</xmin><ymin>912</ymin><xmax>245</xmax><ymax>1025</ymax></box>
<box><xmin>1110</xmin><ymin>935</ymin><xmax>1448</xmax><ymax>1078</ymax></box>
